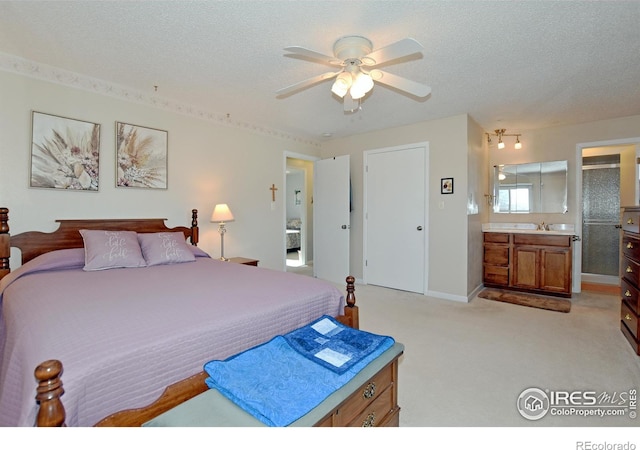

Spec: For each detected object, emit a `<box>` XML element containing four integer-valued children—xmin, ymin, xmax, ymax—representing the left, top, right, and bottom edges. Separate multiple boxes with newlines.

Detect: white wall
<box><xmin>0</xmin><ymin>70</ymin><xmax>321</xmax><ymax>270</ymax></box>
<box><xmin>320</xmin><ymin>114</ymin><xmax>474</xmax><ymax>301</ymax></box>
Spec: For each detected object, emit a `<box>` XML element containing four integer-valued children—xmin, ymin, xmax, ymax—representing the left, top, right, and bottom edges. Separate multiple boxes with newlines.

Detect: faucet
<box><xmin>538</xmin><ymin>222</ymin><xmax>548</xmax><ymax>231</ymax></box>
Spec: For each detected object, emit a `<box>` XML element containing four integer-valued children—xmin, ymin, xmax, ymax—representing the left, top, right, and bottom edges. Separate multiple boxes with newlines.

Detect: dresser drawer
<box><xmin>622</xmin><ymin>257</ymin><xmax>640</xmax><ymax>287</ymax></box>
<box><xmin>622</xmin><ymin>210</ymin><xmax>640</xmax><ymax>234</ymax></box>
<box><xmin>346</xmin><ymin>382</ymin><xmax>395</xmax><ymax>427</ymax></box>
<box><xmin>621</xmin><ymin>301</ymin><xmax>639</xmax><ymax>340</ymax></box>
<box><xmin>621</xmin><ymin>278</ymin><xmax>640</xmax><ymax>315</ymax></box>
<box><xmin>335</xmin><ymin>360</ymin><xmax>394</xmax><ymax>426</ymax></box>
<box><xmin>622</xmin><ymin>233</ymin><xmax>640</xmax><ymax>262</ymax></box>
<box><xmin>621</xmin><ymin>318</ymin><xmax>640</xmax><ymax>355</ymax></box>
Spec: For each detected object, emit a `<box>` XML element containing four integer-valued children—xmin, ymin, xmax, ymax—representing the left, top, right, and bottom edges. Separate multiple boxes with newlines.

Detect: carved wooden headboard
<box><xmin>0</xmin><ymin>207</ymin><xmax>199</xmax><ymax>279</ymax></box>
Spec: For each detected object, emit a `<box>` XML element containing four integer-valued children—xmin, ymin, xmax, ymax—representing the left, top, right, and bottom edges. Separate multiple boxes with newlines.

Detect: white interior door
<box><xmin>313</xmin><ymin>155</ymin><xmax>350</xmax><ymax>284</ymax></box>
<box><xmin>365</xmin><ymin>145</ymin><xmax>427</xmax><ymax>293</ymax></box>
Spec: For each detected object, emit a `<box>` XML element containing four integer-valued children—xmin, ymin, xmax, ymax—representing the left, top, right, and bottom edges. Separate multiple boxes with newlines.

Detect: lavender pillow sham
<box><xmin>138</xmin><ymin>232</ymin><xmax>196</xmax><ymax>266</ymax></box>
<box><xmin>79</xmin><ymin>229</ymin><xmax>147</xmax><ymax>271</ymax></box>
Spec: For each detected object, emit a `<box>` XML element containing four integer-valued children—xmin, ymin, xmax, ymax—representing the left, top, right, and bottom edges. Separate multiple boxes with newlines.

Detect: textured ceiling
<box><xmin>1</xmin><ymin>1</ymin><xmax>639</xmax><ymax>143</ymax></box>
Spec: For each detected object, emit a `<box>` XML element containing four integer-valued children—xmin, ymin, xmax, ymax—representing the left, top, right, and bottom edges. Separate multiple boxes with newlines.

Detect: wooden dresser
<box><xmin>620</xmin><ymin>206</ymin><xmax>640</xmax><ymax>355</ymax></box>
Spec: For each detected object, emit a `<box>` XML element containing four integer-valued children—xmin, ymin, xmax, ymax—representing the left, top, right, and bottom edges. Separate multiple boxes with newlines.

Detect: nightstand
<box><xmin>227</xmin><ymin>257</ymin><xmax>259</xmax><ymax>266</ymax></box>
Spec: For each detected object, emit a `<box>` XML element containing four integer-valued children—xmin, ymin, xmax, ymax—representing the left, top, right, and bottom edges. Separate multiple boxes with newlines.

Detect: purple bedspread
<box><xmin>0</xmin><ymin>248</ymin><xmax>344</xmax><ymax>426</ymax></box>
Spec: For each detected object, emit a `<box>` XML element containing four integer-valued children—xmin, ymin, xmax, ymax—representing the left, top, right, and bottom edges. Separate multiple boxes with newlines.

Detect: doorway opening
<box><xmin>577</xmin><ymin>140</ymin><xmax>639</xmax><ymax>290</ymax></box>
<box><xmin>581</xmin><ymin>153</ymin><xmax>620</xmax><ymax>285</ymax></box>
<box><xmin>285</xmin><ymin>155</ymin><xmax>315</xmax><ymax>276</ymax></box>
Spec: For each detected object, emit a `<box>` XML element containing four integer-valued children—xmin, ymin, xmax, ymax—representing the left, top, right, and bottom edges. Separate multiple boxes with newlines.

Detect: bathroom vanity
<box><xmin>482</xmin><ymin>223</ymin><xmax>575</xmax><ymax>298</ymax></box>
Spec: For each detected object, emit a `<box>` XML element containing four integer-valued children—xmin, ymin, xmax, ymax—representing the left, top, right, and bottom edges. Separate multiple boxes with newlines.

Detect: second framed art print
<box><xmin>116</xmin><ymin>122</ymin><xmax>168</xmax><ymax>189</ymax></box>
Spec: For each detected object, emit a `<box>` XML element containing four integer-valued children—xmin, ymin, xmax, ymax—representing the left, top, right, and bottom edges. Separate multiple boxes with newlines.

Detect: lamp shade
<box><xmin>350</xmin><ymin>72</ymin><xmax>374</xmax><ymax>99</ymax></box>
<box><xmin>331</xmin><ymin>72</ymin><xmax>352</xmax><ymax>98</ymax></box>
<box><xmin>211</xmin><ymin>204</ymin><xmax>234</xmax><ymax>223</ymax></box>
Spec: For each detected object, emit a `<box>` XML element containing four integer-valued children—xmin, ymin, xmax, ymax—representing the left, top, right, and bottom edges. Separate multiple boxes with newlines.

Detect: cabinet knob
<box><xmin>625</xmin><ymin>314</ymin><xmax>632</xmax><ymax>321</ymax></box>
<box><xmin>627</xmin><ymin>242</ymin><xmax>634</xmax><ymax>249</ymax></box>
<box><xmin>362</xmin><ymin>412</ymin><xmax>376</xmax><ymax>427</ymax></box>
<box><xmin>625</xmin><ymin>290</ymin><xmax>632</xmax><ymax>297</ymax></box>
<box><xmin>626</xmin><ymin>266</ymin><xmax>633</xmax><ymax>273</ymax></box>
<box><xmin>362</xmin><ymin>381</ymin><xmax>376</xmax><ymax>399</ymax></box>
<box><xmin>628</xmin><ymin>218</ymin><xmax>635</xmax><ymax>225</ymax></box>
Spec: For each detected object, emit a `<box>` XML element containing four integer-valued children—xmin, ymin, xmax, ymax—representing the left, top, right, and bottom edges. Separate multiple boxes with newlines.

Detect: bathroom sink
<box><xmin>482</xmin><ymin>223</ymin><xmax>575</xmax><ymax>235</ymax></box>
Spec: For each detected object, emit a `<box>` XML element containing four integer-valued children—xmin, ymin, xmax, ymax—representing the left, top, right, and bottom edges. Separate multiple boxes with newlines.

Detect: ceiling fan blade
<box><xmin>283</xmin><ymin>46</ymin><xmax>343</xmax><ymax>66</ymax></box>
<box><xmin>362</xmin><ymin>38</ymin><xmax>424</xmax><ymax>66</ymax></box>
<box><xmin>369</xmin><ymin>69</ymin><xmax>431</xmax><ymax>98</ymax></box>
<box><xmin>276</xmin><ymin>71</ymin><xmax>342</xmax><ymax>97</ymax></box>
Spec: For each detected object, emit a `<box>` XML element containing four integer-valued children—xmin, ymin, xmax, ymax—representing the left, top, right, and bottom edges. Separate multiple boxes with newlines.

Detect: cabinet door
<box><xmin>512</xmin><ymin>246</ymin><xmax>539</xmax><ymax>289</ymax></box>
<box><xmin>540</xmin><ymin>247</ymin><xmax>572</xmax><ymax>294</ymax></box>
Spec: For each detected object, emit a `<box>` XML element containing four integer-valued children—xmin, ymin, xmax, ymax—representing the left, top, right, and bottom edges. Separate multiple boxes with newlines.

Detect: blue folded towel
<box><xmin>283</xmin><ymin>315</ymin><xmax>393</xmax><ymax>374</ymax></box>
<box><xmin>203</xmin><ymin>318</ymin><xmax>394</xmax><ymax>427</ymax></box>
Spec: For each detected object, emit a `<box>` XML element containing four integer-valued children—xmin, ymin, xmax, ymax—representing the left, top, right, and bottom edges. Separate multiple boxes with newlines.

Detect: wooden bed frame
<box><xmin>0</xmin><ymin>207</ymin><xmax>359</xmax><ymax>427</ymax></box>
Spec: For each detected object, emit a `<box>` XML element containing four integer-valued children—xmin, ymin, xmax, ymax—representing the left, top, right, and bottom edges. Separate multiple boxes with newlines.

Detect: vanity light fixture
<box><xmin>486</xmin><ymin>129</ymin><xmax>522</xmax><ymax>150</ymax></box>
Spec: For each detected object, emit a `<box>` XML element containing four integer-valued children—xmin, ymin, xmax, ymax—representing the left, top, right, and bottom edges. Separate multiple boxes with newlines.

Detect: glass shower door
<box><xmin>581</xmin><ymin>160</ymin><xmax>620</xmax><ymax>281</ymax></box>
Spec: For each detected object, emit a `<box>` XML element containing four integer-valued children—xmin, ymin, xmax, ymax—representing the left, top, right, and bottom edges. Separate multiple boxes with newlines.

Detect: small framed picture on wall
<box><xmin>441</xmin><ymin>177</ymin><xmax>454</xmax><ymax>194</ymax></box>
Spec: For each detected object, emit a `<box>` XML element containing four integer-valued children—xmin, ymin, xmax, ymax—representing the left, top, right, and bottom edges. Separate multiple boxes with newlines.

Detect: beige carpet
<box><xmin>327</xmin><ymin>280</ymin><xmax>640</xmax><ymax>430</ymax></box>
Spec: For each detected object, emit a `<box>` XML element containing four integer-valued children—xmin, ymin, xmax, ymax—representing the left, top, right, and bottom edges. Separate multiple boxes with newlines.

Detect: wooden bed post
<box><xmin>0</xmin><ymin>208</ymin><xmax>9</xmax><ymax>280</ymax></box>
<box><xmin>35</xmin><ymin>360</ymin><xmax>66</xmax><ymax>427</ymax></box>
<box><xmin>345</xmin><ymin>276</ymin><xmax>359</xmax><ymax>329</ymax></box>
<box><xmin>190</xmin><ymin>209</ymin><xmax>199</xmax><ymax>246</ymax></box>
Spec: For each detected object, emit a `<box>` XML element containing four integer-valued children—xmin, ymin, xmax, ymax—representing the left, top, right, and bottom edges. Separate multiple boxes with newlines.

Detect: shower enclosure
<box><xmin>581</xmin><ymin>155</ymin><xmax>621</xmax><ymax>283</ymax></box>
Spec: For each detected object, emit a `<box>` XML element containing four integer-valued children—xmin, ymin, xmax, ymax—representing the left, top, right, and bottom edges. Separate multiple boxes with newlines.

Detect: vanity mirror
<box><xmin>493</xmin><ymin>160</ymin><xmax>568</xmax><ymax>213</ymax></box>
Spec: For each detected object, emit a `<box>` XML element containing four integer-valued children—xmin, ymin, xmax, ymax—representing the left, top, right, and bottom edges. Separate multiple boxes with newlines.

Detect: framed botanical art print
<box><xmin>116</xmin><ymin>122</ymin><xmax>168</xmax><ymax>189</ymax></box>
<box><xmin>30</xmin><ymin>111</ymin><xmax>101</xmax><ymax>191</ymax></box>
<box><xmin>441</xmin><ymin>177</ymin><xmax>454</xmax><ymax>194</ymax></box>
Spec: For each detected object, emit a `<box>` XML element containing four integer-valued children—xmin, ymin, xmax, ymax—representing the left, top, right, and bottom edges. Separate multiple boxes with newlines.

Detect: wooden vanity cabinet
<box><xmin>483</xmin><ymin>232</ymin><xmax>572</xmax><ymax>297</ymax></box>
<box><xmin>512</xmin><ymin>234</ymin><xmax>572</xmax><ymax>296</ymax></box>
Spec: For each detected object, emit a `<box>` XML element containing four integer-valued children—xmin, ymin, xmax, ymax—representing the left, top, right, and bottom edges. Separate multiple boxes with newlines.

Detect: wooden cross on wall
<box><xmin>270</xmin><ymin>184</ymin><xmax>278</xmax><ymax>202</ymax></box>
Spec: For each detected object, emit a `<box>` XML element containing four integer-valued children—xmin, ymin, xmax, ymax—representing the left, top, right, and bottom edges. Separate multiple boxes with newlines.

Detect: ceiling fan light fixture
<box><xmin>350</xmin><ymin>72</ymin><xmax>374</xmax><ymax>99</ymax></box>
<box><xmin>331</xmin><ymin>72</ymin><xmax>352</xmax><ymax>98</ymax></box>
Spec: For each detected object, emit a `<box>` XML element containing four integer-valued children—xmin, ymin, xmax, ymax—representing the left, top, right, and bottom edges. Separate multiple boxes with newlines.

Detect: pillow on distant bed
<box><xmin>138</xmin><ymin>232</ymin><xmax>196</xmax><ymax>266</ymax></box>
<box><xmin>79</xmin><ymin>229</ymin><xmax>147</xmax><ymax>271</ymax></box>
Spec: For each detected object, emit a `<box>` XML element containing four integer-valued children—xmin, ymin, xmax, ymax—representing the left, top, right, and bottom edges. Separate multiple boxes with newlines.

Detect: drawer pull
<box><xmin>363</xmin><ymin>382</ymin><xmax>376</xmax><ymax>399</ymax></box>
<box><xmin>625</xmin><ymin>314</ymin><xmax>633</xmax><ymax>321</ymax></box>
<box><xmin>628</xmin><ymin>218</ymin><xmax>635</xmax><ymax>225</ymax></box>
<box><xmin>626</xmin><ymin>266</ymin><xmax>633</xmax><ymax>273</ymax></box>
<box><xmin>362</xmin><ymin>412</ymin><xmax>376</xmax><ymax>427</ymax></box>
<box><xmin>627</xmin><ymin>242</ymin><xmax>634</xmax><ymax>249</ymax></box>
<box><xmin>625</xmin><ymin>290</ymin><xmax>632</xmax><ymax>297</ymax></box>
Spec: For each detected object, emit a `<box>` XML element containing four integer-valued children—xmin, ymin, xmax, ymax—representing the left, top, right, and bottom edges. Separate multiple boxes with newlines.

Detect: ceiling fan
<box><xmin>276</xmin><ymin>36</ymin><xmax>431</xmax><ymax>112</ymax></box>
